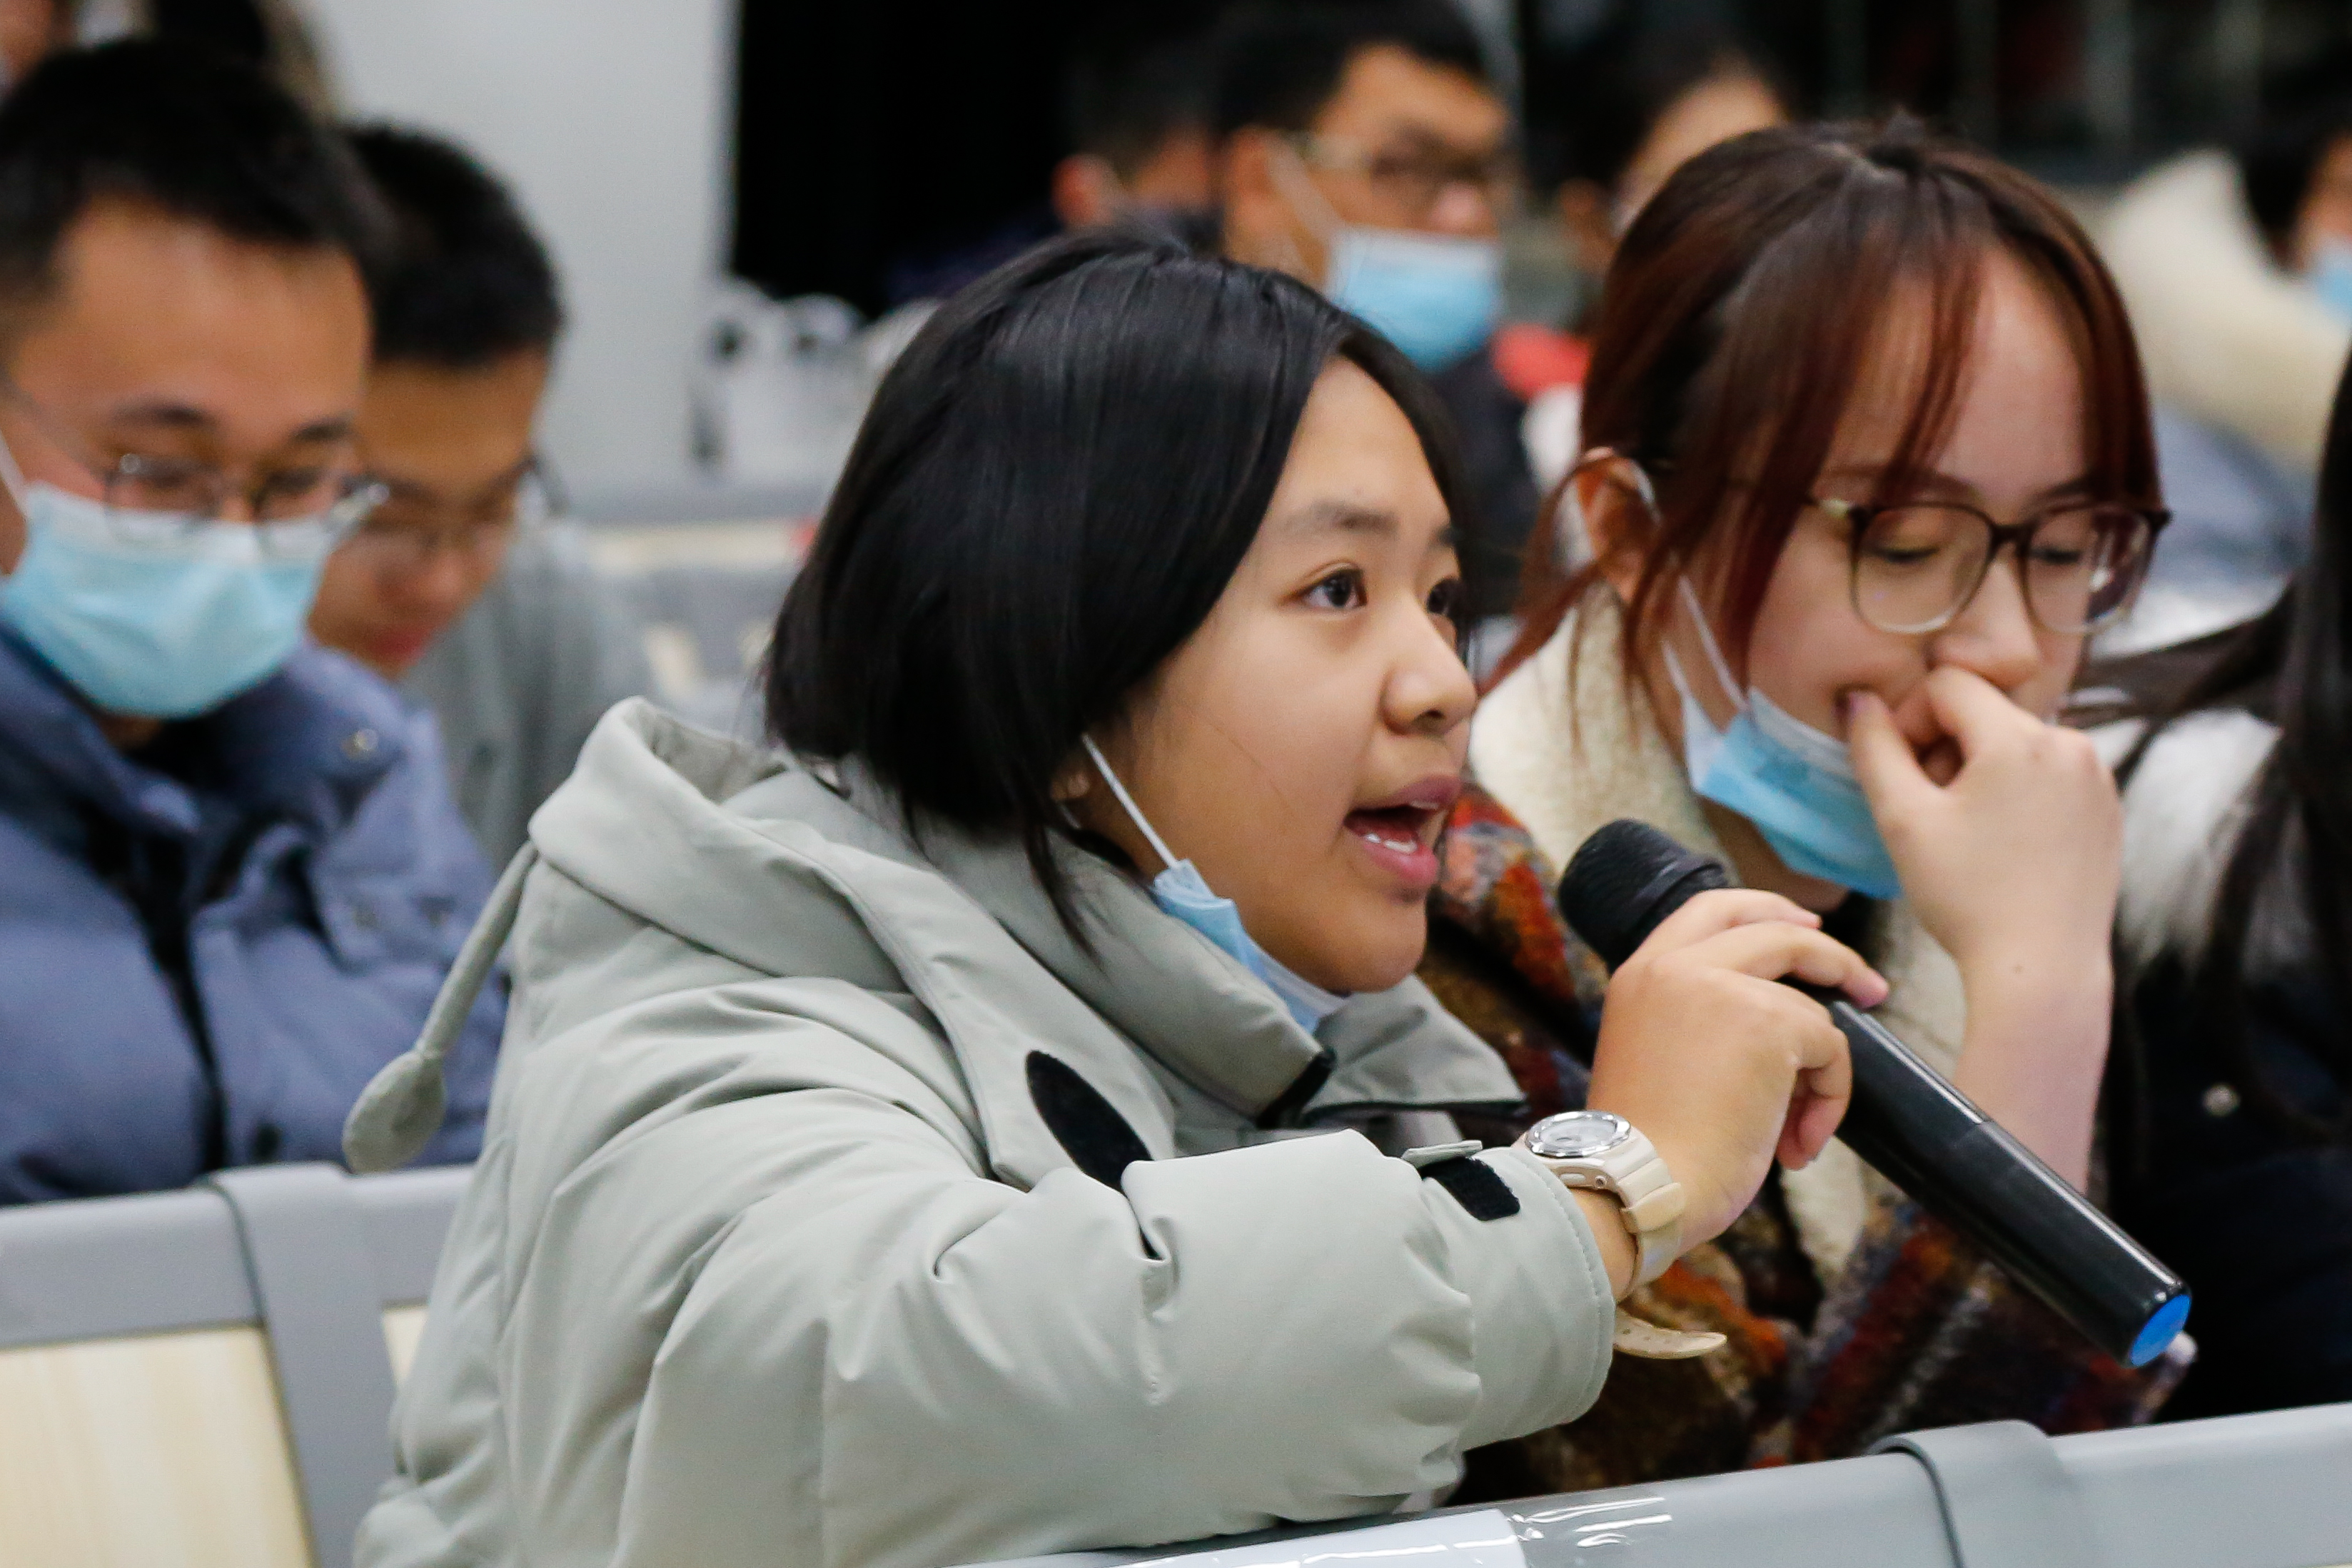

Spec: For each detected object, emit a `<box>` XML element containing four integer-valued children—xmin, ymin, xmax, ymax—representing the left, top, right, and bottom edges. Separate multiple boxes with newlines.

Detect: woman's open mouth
<box><xmin>1343</xmin><ymin>777</ymin><xmax>1460</xmax><ymax>892</ymax></box>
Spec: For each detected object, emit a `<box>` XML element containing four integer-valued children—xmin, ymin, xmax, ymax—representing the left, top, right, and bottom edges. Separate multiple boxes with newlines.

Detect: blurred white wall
<box><xmin>299</xmin><ymin>0</ymin><xmax>735</xmax><ymax>489</ymax></box>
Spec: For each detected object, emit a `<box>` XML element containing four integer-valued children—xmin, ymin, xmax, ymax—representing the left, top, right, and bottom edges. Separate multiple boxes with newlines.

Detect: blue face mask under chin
<box><xmin>1081</xmin><ymin>737</ymin><xmax>1347</xmax><ymax>1032</ymax></box>
<box><xmin>1664</xmin><ymin>579</ymin><xmax>1904</xmax><ymax>901</ymax></box>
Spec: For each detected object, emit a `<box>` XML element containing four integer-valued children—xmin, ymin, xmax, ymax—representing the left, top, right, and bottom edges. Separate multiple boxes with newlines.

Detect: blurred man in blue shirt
<box><xmin>0</xmin><ymin>41</ymin><xmax>502</xmax><ymax>1203</ymax></box>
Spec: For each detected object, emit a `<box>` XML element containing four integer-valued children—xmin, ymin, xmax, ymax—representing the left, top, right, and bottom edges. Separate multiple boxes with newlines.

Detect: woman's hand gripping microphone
<box><xmin>1585</xmin><ymin>889</ymin><xmax>1887</xmax><ymax>1263</ymax></box>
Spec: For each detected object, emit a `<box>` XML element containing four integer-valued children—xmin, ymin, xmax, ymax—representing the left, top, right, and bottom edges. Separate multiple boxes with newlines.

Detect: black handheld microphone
<box><xmin>1557</xmin><ymin>818</ymin><xmax>2189</xmax><ymax>1367</ymax></box>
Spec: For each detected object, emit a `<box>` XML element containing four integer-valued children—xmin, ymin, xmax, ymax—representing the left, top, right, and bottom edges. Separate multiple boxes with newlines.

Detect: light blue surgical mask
<box><xmin>0</xmin><ymin>442</ymin><xmax>344</xmax><ymax>719</ymax></box>
<box><xmin>1663</xmin><ymin>577</ymin><xmax>1904</xmax><ymax>901</ymax></box>
<box><xmin>1275</xmin><ymin>148</ymin><xmax>1500</xmax><ymax>371</ymax></box>
<box><xmin>2308</xmin><ymin>236</ymin><xmax>2352</xmax><ymax>324</ymax></box>
<box><xmin>1082</xmin><ymin>736</ymin><xmax>1346</xmax><ymax>1031</ymax></box>
<box><xmin>1325</xmin><ymin>226</ymin><xmax>1501</xmax><ymax>370</ymax></box>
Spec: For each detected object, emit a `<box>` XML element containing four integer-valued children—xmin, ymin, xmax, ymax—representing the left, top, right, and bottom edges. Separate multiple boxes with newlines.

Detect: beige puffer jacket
<box><xmin>354</xmin><ymin>701</ymin><xmax>1619</xmax><ymax>1568</ymax></box>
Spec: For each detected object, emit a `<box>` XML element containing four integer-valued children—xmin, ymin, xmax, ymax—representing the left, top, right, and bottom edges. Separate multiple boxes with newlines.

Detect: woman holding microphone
<box><xmin>1425</xmin><ymin>120</ymin><xmax>2184</xmax><ymax>1496</ymax></box>
<box><xmin>348</xmin><ymin>234</ymin><xmax>1882</xmax><ymax>1568</ymax></box>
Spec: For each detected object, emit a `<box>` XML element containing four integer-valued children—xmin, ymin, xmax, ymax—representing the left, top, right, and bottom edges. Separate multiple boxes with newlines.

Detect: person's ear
<box><xmin>1221</xmin><ymin>129</ymin><xmax>1316</xmax><ymax>280</ymax></box>
<box><xmin>1573</xmin><ymin>451</ymin><xmax>1656</xmax><ymax>606</ymax></box>
<box><xmin>1556</xmin><ymin>180</ymin><xmax>1618</xmax><ymax>281</ymax></box>
<box><xmin>1051</xmin><ymin>154</ymin><xmax>1125</xmax><ymax>231</ymax></box>
<box><xmin>1050</xmin><ymin>752</ymin><xmax>1094</xmax><ymax>803</ymax></box>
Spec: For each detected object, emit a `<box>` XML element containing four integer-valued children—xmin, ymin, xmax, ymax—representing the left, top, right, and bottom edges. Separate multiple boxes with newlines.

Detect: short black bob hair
<box><xmin>766</xmin><ymin>232</ymin><xmax>1465</xmax><ymax>926</ymax></box>
<box><xmin>0</xmin><ymin>39</ymin><xmax>382</xmax><ymax>348</ymax></box>
<box><xmin>348</xmin><ymin>123</ymin><xmax>564</xmax><ymax>370</ymax></box>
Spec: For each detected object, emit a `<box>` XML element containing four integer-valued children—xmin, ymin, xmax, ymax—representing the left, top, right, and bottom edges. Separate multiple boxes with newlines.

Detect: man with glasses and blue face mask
<box><xmin>0</xmin><ymin>40</ymin><xmax>503</xmax><ymax>1205</ymax></box>
<box><xmin>1214</xmin><ymin>1</ymin><xmax>1535</xmax><ymax>625</ymax></box>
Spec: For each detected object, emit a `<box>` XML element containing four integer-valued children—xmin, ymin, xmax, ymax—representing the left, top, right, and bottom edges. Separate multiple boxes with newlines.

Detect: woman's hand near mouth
<box><xmin>1846</xmin><ymin>669</ymin><xmax>2117</xmax><ymax>1187</ymax></box>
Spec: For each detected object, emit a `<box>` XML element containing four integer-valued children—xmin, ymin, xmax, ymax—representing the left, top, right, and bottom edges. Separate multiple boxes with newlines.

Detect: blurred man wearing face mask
<box><xmin>1214</xmin><ymin>1</ymin><xmax>1532</xmax><ymax>622</ymax></box>
<box><xmin>308</xmin><ymin>126</ymin><xmax>649</xmax><ymax>866</ymax></box>
<box><xmin>0</xmin><ymin>42</ymin><xmax>502</xmax><ymax>1204</ymax></box>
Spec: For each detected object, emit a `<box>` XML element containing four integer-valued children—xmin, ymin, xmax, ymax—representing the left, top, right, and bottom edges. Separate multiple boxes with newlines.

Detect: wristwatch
<box><xmin>1519</xmin><ymin>1110</ymin><xmax>1685</xmax><ymax>1291</ymax></box>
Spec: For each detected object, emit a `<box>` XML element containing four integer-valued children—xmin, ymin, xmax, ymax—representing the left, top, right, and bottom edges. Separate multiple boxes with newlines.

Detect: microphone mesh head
<box><xmin>1558</xmin><ymin>819</ymin><xmax>1727</xmax><ymax>969</ymax></box>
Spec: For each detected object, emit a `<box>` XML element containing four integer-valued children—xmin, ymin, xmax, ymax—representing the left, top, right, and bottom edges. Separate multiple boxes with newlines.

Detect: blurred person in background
<box><xmin>2090</xmin><ymin>353</ymin><xmax>2352</xmax><ymax>1421</ymax></box>
<box><xmin>309</xmin><ymin>125</ymin><xmax>649</xmax><ymax>866</ymax></box>
<box><xmin>146</xmin><ymin>0</ymin><xmax>332</xmax><ymax>111</ymax></box>
<box><xmin>1051</xmin><ymin>21</ymin><xmax>1217</xmax><ymax>244</ymax></box>
<box><xmin>0</xmin><ymin>0</ymin><xmax>331</xmax><ymax>108</ymax></box>
<box><xmin>1512</xmin><ymin>17</ymin><xmax>1790</xmax><ymax>505</ymax></box>
<box><xmin>1423</xmin><ymin>121</ymin><xmax>2181</xmax><ymax>1497</ymax></box>
<box><xmin>0</xmin><ymin>0</ymin><xmax>71</xmax><ymax>88</ymax></box>
<box><xmin>1213</xmin><ymin>1</ymin><xmax>1535</xmax><ymax>624</ymax></box>
<box><xmin>2101</xmin><ymin>51</ymin><xmax>2352</xmax><ymax>647</ymax></box>
<box><xmin>0</xmin><ymin>42</ymin><xmax>500</xmax><ymax>1203</ymax></box>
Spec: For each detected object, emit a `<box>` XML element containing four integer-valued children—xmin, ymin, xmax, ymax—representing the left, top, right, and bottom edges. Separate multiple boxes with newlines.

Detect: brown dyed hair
<box><xmin>1498</xmin><ymin>117</ymin><xmax>2160</xmax><ymax>689</ymax></box>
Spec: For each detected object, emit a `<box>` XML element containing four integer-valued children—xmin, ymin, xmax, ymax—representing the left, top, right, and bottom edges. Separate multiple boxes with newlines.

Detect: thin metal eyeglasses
<box><xmin>0</xmin><ymin>377</ymin><xmax>385</xmax><ymax>555</ymax></box>
<box><xmin>339</xmin><ymin>455</ymin><xmax>556</xmax><ymax>573</ymax></box>
<box><xmin>1815</xmin><ymin>493</ymin><xmax>2169</xmax><ymax>637</ymax></box>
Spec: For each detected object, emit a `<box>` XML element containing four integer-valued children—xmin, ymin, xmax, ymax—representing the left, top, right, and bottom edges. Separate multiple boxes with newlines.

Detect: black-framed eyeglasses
<box><xmin>0</xmin><ymin>376</ymin><xmax>385</xmax><ymax>555</ymax></box>
<box><xmin>1815</xmin><ymin>494</ymin><xmax>2169</xmax><ymax>636</ymax></box>
<box><xmin>1287</xmin><ymin>132</ymin><xmax>1521</xmax><ymax>221</ymax></box>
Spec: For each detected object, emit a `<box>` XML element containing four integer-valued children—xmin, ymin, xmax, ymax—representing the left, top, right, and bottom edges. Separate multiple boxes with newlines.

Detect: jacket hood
<box><xmin>521</xmin><ymin>702</ymin><xmax>1515</xmax><ymax>1181</ymax></box>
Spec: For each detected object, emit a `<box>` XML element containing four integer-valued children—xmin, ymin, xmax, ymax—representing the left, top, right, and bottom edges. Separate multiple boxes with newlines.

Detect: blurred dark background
<box><xmin>732</xmin><ymin>0</ymin><xmax>2352</xmax><ymax>313</ymax></box>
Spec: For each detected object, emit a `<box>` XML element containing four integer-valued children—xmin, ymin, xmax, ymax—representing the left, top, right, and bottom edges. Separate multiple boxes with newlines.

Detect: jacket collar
<box><xmin>528</xmin><ymin>704</ymin><xmax>1517</xmax><ymax>1143</ymax></box>
<box><xmin>814</xmin><ymin>757</ymin><xmax>1519</xmax><ymax>1124</ymax></box>
<box><xmin>818</xmin><ymin>756</ymin><xmax>1341</xmax><ymax>1125</ymax></box>
<box><xmin>0</xmin><ymin>627</ymin><xmax>408</xmax><ymax>841</ymax></box>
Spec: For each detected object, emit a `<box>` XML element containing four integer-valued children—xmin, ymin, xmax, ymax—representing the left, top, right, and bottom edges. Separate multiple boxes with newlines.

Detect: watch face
<box><xmin>1526</xmin><ymin>1110</ymin><xmax>1633</xmax><ymax>1160</ymax></box>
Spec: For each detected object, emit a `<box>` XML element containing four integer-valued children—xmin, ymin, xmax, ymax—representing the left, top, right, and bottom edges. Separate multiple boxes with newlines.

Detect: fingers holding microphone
<box><xmin>1585</xmin><ymin>887</ymin><xmax>1884</xmax><ymax>1252</ymax></box>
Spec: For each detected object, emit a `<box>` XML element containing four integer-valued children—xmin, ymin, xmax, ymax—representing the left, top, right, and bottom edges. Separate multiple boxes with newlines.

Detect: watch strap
<box><xmin>1612</xmin><ymin>1307</ymin><xmax>1727</xmax><ymax>1360</ymax></box>
<box><xmin>1520</xmin><ymin>1121</ymin><xmax>1687</xmax><ymax>1291</ymax></box>
<box><xmin>1610</xmin><ymin>1145</ymin><xmax>1684</xmax><ymax>1290</ymax></box>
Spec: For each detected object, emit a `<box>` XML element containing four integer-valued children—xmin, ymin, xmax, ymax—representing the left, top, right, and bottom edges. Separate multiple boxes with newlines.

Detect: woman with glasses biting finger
<box><xmin>1420</xmin><ymin>118</ymin><xmax>2185</xmax><ymax>1498</ymax></box>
